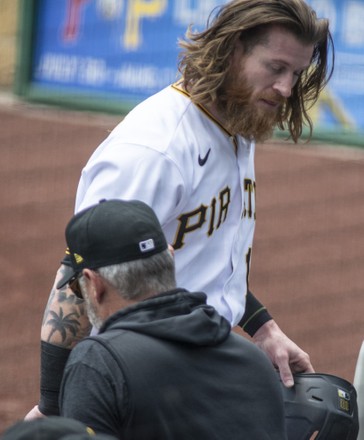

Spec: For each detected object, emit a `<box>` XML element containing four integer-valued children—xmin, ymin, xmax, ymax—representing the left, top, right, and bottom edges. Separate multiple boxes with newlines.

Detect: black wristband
<box><xmin>238</xmin><ymin>290</ymin><xmax>273</xmax><ymax>336</ymax></box>
<box><xmin>39</xmin><ymin>341</ymin><xmax>71</xmax><ymax>416</ymax></box>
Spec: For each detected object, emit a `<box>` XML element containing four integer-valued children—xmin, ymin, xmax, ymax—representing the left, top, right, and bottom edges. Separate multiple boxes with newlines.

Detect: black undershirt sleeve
<box><xmin>238</xmin><ymin>289</ymin><xmax>272</xmax><ymax>337</ymax></box>
<box><xmin>39</xmin><ymin>341</ymin><xmax>71</xmax><ymax>416</ymax></box>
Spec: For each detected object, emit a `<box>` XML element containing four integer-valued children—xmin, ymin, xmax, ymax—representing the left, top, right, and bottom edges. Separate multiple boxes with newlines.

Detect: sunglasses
<box><xmin>68</xmin><ymin>274</ymin><xmax>83</xmax><ymax>299</ymax></box>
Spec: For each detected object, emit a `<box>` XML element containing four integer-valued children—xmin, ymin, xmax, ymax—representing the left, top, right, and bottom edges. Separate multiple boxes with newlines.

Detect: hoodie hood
<box><xmin>100</xmin><ymin>289</ymin><xmax>230</xmax><ymax>346</ymax></box>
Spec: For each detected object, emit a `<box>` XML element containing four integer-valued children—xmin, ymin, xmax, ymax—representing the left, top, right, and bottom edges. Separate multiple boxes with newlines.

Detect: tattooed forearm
<box><xmin>46</xmin><ymin>309</ymin><xmax>80</xmax><ymax>342</ymax></box>
<box><xmin>41</xmin><ymin>265</ymin><xmax>92</xmax><ymax>348</ymax></box>
<box><xmin>42</xmin><ymin>284</ymin><xmax>82</xmax><ymax>325</ymax></box>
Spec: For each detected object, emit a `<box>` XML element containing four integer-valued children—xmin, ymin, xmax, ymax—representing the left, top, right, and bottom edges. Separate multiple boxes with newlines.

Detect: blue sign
<box><xmin>306</xmin><ymin>0</ymin><xmax>364</xmax><ymax>132</ymax></box>
<box><xmin>31</xmin><ymin>0</ymin><xmax>364</xmax><ymax>133</ymax></box>
<box><xmin>32</xmin><ymin>0</ymin><xmax>222</xmax><ymax>104</ymax></box>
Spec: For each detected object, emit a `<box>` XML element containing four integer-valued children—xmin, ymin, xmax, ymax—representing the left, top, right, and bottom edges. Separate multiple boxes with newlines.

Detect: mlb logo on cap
<box><xmin>139</xmin><ymin>239</ymin><xmax>155</xmax><ymax>252</ymax></box>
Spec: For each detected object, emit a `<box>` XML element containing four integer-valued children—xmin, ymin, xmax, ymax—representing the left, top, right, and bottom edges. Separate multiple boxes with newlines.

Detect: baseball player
<box><xmin>25</xmin><ymin>0</ymin><xmax>334</xmax><ymax>419</ymax></box>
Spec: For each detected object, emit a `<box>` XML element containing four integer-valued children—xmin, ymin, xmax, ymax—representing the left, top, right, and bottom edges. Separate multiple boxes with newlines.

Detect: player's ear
<box><xmin>82</xmin><ymin>269</ymin><xmax>106</xmax><ymax>303</ymax></box>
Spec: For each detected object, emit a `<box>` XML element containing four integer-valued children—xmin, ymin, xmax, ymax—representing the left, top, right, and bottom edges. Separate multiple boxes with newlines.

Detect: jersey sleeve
<box><xmin>75</xmin><ymin>141</ymin><xmax>187</xmax><ymax>226</ymax></box>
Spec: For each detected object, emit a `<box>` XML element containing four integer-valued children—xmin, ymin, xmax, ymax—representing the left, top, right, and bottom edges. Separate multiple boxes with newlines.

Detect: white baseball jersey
<box><xmin>75</xmin><ymin>84</ymin><xmax>256</xmax><ymax>326</ymax></box>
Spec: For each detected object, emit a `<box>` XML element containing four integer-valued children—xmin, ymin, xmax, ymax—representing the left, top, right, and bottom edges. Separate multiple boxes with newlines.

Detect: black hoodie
<box><xmin>60</xmin><ymin>289</ymin><xmax>286</xmax><ymax>440</ymax></box>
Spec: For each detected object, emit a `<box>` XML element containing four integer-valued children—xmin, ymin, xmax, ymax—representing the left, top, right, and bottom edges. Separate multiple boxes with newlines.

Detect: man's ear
<box><xmin>82</xmin><ymin>269</ymin><xmax>106</xmax><ymax>304</ymax></box>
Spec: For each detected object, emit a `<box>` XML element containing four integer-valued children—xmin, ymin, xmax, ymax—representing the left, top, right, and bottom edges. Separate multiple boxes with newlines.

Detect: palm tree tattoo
<box><xmin>46</xmin><ymin>308</ymin><xmax>81</xmax><ymax>342</ymax></box>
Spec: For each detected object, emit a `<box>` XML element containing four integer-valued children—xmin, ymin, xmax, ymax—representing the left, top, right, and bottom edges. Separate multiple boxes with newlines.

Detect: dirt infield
<box><xmin>1</xmin><ymin>96</ymin><xmax>364</xmax><ymax>432</ymax></box>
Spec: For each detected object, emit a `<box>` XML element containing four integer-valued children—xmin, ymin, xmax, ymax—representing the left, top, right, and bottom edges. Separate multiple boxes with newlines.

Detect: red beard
<box><xmin>216</xmin><ymin>78</ymin><xmax>285</xmax><ymax>142</ymax></box>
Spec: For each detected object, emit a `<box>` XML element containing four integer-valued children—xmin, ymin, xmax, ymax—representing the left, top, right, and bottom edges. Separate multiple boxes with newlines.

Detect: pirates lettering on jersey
<box><xmin>243</xmin><ymin>179</ymin><xmax>256</xmax><ymax>220</ymax></box>
<box><xmin>172</xmin><ymin>186</ymin><xmax>231</xmax><ymax>250</ymax></box>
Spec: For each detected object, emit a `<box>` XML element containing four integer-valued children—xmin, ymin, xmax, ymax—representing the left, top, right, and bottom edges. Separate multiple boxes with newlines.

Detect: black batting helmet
<box><xmin>280</xmin><ymin>373</ymin><xmax>359</xmax><ymax>440</ymax></box>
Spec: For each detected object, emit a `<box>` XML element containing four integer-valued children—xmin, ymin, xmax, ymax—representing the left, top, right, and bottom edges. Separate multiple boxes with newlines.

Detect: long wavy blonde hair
<box><xmin>178</xmin><ymin>0</ymin><xmax>334</xmax><ymax>142</ymax></box>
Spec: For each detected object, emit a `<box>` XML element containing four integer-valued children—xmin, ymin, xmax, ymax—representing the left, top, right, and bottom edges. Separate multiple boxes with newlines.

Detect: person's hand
<box><xmin>252</xmin><ymin>319</ymin><xmax>314</xmax><ymax>387</ymax></box>
<box><xmin>24</xmin><ymin>405</ymin><xmax>45</xmax><ymax>420</ymax></box>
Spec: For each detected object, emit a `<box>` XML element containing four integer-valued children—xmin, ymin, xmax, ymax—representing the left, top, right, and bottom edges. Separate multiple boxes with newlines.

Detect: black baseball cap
<box><xmin>57</xmin><ymin>199</ymin><xmax>168</xmax><ymax>289</ymax></box>
<box><xmin>1</xmin><ymin>417</ymin><xmax>95</xmax><ymax>439</ymax></box>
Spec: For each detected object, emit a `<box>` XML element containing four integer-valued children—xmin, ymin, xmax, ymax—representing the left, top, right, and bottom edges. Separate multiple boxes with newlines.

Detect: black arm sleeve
<box><xmin>238</xmin><ymin>290</ymin><xmax>273</xmax><ymax>336</ymax></box>
<box><xmin>39</xmin><ymin>341</ymin><xmax>71</xmax><ymax>416</ymax></box>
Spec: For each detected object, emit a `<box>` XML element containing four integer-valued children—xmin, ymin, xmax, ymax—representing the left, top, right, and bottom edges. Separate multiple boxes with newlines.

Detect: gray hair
<box><xmin>96</xmin><ymin>249</ymin><xmax>176</xmax><ymax>300</ymax></box>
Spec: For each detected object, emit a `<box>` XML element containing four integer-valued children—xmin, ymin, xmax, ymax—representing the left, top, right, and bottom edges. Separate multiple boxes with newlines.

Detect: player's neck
<box><xmin>203</xmin><ymin>102</ymin><xmax>224</xmax><ymax>126</ymax></box>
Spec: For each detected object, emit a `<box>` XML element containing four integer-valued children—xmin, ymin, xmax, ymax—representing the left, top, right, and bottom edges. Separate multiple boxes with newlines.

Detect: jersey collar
<box><xmin>171</xmin><ymin>81</ymin><xmax>235</xmax><ymax>141</ymax></box>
